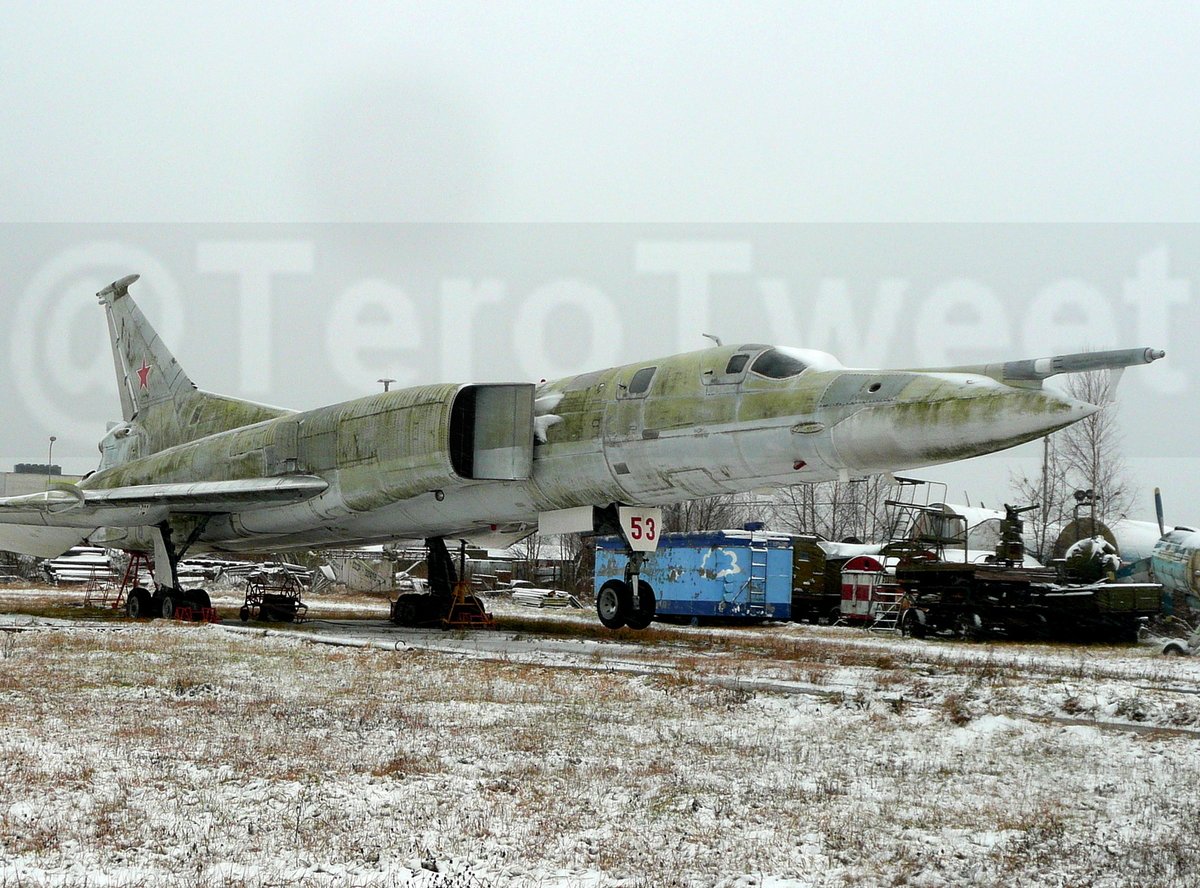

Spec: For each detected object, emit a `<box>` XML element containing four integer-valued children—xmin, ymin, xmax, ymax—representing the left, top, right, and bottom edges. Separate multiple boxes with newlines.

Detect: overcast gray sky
<box><xmin>1</xmin><ymin>1</ymin><xmax>1197</xmax><ymax>521</ymax></box>
<box><xmin>3</xmin><ymin>1</ymin><xmax>1199</xmax><ymax>223</ymax></box>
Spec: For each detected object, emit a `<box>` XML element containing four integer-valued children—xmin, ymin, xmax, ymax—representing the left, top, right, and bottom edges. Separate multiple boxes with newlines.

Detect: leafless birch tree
<box><xmin>1010</xmin><ymin>367</ymin><xmax>1135</xmax><ymax>558</ymax></box>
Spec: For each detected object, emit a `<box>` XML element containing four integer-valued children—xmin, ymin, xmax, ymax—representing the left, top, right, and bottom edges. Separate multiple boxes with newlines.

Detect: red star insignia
<box><xmin>136</xmin><ymin>359</ymin><xmax>152</xmax><ymax>389</ymax></box>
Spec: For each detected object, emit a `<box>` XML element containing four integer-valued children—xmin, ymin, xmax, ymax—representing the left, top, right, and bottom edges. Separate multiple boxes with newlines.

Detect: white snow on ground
<box><xmin>2</xmin><ymin>586</ymin><xmax>1200</xmax><ymax>887</ymax></box>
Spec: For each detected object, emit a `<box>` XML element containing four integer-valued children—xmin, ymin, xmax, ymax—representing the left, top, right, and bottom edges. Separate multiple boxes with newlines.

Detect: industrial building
<box><xmin>0</xmin><ymin>464</ymin><xmax>83</xmax><ymax>496</ymax></box>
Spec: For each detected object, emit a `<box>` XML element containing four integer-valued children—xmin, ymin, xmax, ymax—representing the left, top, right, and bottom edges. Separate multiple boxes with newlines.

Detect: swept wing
<box><xmin>0</xmin><ymin>477</ymin><xmax>328</xmax><ymax>556</ymax></box>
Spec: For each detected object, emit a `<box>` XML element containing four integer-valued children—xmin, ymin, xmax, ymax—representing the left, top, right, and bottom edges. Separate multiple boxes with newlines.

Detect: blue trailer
<box><xmin>595</xmin><ymin>530</ymin><xmax>794</xmax><ymax>621</ymax></box>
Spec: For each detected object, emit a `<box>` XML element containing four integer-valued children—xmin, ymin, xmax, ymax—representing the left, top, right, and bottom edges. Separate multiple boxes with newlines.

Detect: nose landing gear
<box><xmin>593</xmin><ymin>505</ymin><xmax>661</xmax><ymax>631</ymax></box>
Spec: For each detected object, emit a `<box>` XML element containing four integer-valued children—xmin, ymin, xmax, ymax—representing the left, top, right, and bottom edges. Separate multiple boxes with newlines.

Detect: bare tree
<box><xmin>1057</xmin><ymin>369</ymin><xmax>1135</xmax><ymax>523</ymax></box>
<box><xmin>512</xmin><ymin>531</ymin><xmax>597</xmax><ymax>591</ymax></box>
<box><xmin>661</xmin><ymin>494</ymin><xmax>750</xmax><ymax>534</ymax></box>
<box><xmin>512</xmin><ymin>532</ymin><xmax>546</xmax><ymax>583</ymax></box>
<box><xmin>771</xmin><ymin>478</ymin><xmax>893</xmax><ymax>542</ymax></box>
<box><xmin>1009</xmin><ymin>368</ymin><xmax>1135</xmax><ymax>558</ymax></box>
<box><xmin>558</xmin><ymin>532</ymin><xmax>592</xmax><ymax>595</ymax></box>
<box><xmin>1010</xmin><ymin>433</ymin><xmax>1074</xmax><ymax>562</ymax></box>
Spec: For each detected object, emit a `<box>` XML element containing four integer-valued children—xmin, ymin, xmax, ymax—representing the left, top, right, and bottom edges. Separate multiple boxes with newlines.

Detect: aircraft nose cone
<box><xmin>830</xmin><ymin>377</ymin><xmax>1097</xmax><ymax>473</ymax></box>
<box><xmin>1063</xmin><ymin>393</ymin><xmax>1101</xmax><ymax>420</ymax></box>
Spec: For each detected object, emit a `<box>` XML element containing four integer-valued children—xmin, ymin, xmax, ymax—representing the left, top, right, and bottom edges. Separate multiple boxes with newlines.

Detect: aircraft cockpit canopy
<box><xmin>750</xmin><ymin>348</ymin><xmax>809</xmax><ymax>379</ymax></box>
<box><xmin>725</xmin><ymin>353</ymin><xmax>750</xmax><ymax>374</ymax></box>
<box><xmin>713</xmin><ymin>346</ymin><xmax>841</xmax><ymax>385</ymax></box>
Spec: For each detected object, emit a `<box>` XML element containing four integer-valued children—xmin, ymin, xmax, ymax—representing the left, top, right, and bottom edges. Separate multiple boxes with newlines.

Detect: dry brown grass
<box><xmin>3</xmin><ymin>593</ymin><xmax>1200</xmax><ymax>886</ymax></box>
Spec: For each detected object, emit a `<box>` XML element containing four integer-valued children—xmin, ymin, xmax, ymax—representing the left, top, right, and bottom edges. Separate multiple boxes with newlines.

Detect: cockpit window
<box><xmin>751</xmin><ymin>348</ymin><xmax>808</xmax><ymax>379</ymax></box>
<box><xmin>725</xmin><ymin>354</ymin><xmax>750</xmax><ymax>375</ymax></box>
<box><xmin>628</xmin><ymin>366</ymin><xmax>656</xmax><ymax>395</ymax></box>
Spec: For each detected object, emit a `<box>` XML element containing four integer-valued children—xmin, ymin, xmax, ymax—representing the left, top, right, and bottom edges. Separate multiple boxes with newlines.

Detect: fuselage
<box><xmin>83</xmin><ymin>343</ymin><xmax>1093</xmax><ymax>554</ymax></box>
<box><xmin>1152</xmin><ymin>528</ymin><xmax>1200</xmax><ymax>604</ymax></box>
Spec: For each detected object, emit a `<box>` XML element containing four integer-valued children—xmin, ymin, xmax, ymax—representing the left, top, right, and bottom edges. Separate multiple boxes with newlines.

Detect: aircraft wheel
<box><xmin>160</xmin><ymin>592</ymin><xmax>178</xmax><ymax>621</ymax></box>
<box><xmin>191</xmin><ymin>589</ymin><xmax>211</xmax><ymax>611</ymax></box>
<box><xmin>596</xmin><ymin>580</ymin><xmax>631</xmax><ymax>630</ymax></box>
<box><xmin>625</xmin><ymin>580</ymin><xmax>656</xmax><ymax>630</ymax></box>
<box><xmin>126</xmin><ymin>587</ymin><xmax>152</xmax><ymax>619</ymax></box>
<box><xmin>392</xmin><ymin>600</ymin><xmax>418</xmax><ymax>626</ymax></box>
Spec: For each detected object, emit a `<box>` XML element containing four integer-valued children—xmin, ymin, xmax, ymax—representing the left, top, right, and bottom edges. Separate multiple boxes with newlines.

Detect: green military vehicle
<box><xmin>895</xmin><ymin>504</ymin><xmax>1161</xmax><ymax>642</ymax></box>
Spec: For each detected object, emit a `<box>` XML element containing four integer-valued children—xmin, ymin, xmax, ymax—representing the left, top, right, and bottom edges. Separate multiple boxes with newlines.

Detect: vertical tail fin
<box><xmin>98</xmin><ymin>274</ymin><xmax>197</xmax><ymax>422</ymax></box>
<box><xmin>97</xmin><ymin>275</ymin><xmax>294</xmax><ymax>455</ymax></box>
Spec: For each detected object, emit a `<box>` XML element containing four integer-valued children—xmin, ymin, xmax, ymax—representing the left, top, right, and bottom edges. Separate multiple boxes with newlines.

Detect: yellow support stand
<box><xmin>441</xmin><ymin>579</ymin><xmax>496</xmax><ymax>630</ymax></box>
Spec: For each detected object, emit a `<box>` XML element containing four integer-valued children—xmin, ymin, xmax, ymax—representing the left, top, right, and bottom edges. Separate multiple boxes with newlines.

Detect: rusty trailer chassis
<box><xmin>895</xmin><ymin>561</ymin><xmax>1161</xmax><ymax>642</ymax></box>
<box><xmin>240</xmin><ymin>571</ymin><xmax>308</xmax><ymax>623</ymax></box>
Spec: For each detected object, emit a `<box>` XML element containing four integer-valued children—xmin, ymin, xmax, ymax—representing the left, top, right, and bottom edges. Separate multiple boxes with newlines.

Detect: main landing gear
<box><xmin>124</xmin><ymin>523</ymin><xmax>217</xmax><ymax>622</ymax></box>
<box><xmin>389</xmin><ymin>537</ymin><xmax>494</xmax><ymax>629</ymax></box>
<box><xmin>123</xmin><ymin>578</ymin><xmax>214</xmax><ymax>622</ymax></box>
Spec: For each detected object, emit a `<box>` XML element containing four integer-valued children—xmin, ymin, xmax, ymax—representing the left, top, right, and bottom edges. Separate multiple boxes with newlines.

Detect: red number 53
<box><xmin>630</xmin><ymin>516</ymin><xmax>657</xmax><ymax>540</ymax></box>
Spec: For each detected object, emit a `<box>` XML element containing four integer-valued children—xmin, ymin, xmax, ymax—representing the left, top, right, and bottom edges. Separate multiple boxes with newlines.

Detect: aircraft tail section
<box><xmin>99</xmin><ymin>275</ymin><xmax>196</xmax><ymax>422</ymax></box>
<box><xmin>98</xmin><ymin>275</ymin><xmax>294</xmax><ymax>455</ymax></box>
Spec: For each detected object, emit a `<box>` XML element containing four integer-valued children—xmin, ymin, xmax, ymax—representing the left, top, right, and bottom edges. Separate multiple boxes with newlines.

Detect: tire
<box><xmin>596</xmin><ymin>580</ymin><xmax>631</xmax><ymax>630</ymax></box>
<box><xmin>956</xmin><ymin>611</ymin><xmax>983</xmax><ymax>641</ymax></box>
<box><xmin>392</xmin><ymin>600</ymin><xmax>418</xmax><ymax>626</ymax></box>
<box><xmin>239</xmin><ymin>606</ymin><xmax>250</xmax><ymax>623</ymax></box>
<box><xmin>126</xmin><ymin>587</ymin><xmax>152</xmax><ymax>619</ymax></box>
<box><xmin>191</xmin><ymin>589</ymin><xmax>211</xmax><ymax>611</ymax></box>
<box><xmin>260</xmin><ymin>594</ymin><xmax>297</xmax><ymax>623</ymax></box>
<box><xmin>827</xmin><ymin>606</ymin><xmax>842</xmax><ymax>626</ymax></box>
<box><xmin>625</xmin><ymin>580</ymin><xmax>656</xmax><ymax>630</ymax></box>
<box><xmin>901</xmin><ymin>609</ymin><xmax>927</xmax><ymax>639</ymax></box>
<box><xmin>1027</xmin><ymin>612</ymin><xmax>1050</xmax><ymax>641</ymax></box>
<box><xmin>160</xmin><ymin>593</ymin><xmax>177</xmax><ymax>621</ymax></box>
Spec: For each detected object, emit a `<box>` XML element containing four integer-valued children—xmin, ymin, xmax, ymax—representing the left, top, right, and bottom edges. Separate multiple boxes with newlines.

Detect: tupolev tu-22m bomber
<box><xmin>0</xmin><ymin>275</ymin><xmax>1165</xmax><ymax>629</ymax></box>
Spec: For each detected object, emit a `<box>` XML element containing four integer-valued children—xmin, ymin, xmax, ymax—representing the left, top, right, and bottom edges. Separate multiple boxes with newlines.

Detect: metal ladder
<box><xmin>83</xmin><ymin>553</ymin><xmax>143</xmax><ymax>610</ymax></box>
<box><xmin>869</xmin><ymin>585</ymin><xmax>904</xmax><ymax>634</ymax></box>
<box><xmin>745</xmin><ymin>536</ymin><xmax>770</xmax><ymax>615</ymax></box>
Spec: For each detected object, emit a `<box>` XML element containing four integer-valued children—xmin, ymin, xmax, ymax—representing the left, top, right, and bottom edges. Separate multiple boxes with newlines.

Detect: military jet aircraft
<box><xmin>0</xmin><ymin>275</ymin><xmax>1164</xmax><ymax>628</ymax></box>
